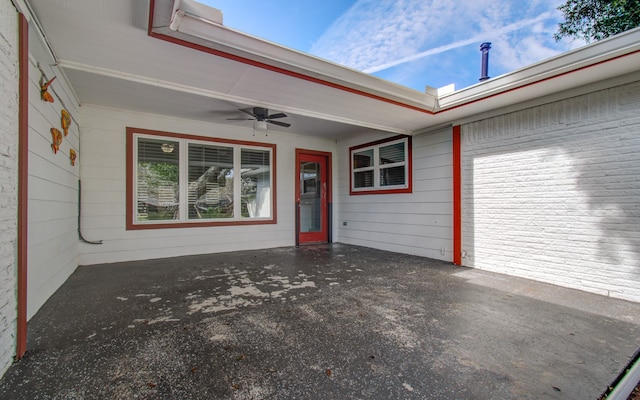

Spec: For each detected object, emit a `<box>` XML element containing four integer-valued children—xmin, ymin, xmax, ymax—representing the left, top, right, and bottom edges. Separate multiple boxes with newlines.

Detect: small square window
<box><xmin>350</xmin><ymin>135</ymin><xmax>411</xmax><ymax>195</ymax></box>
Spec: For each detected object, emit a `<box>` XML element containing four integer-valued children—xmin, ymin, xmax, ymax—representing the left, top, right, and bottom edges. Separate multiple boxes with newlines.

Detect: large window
<box><xmin>350</xmin><ymin>135</ymin><xmax>412</xmax><ymax>195</ymax></box>
<box><xmin>127</xmin><ymin>128</ymin><xmax>276</xmax><ymax>229</ymax></box>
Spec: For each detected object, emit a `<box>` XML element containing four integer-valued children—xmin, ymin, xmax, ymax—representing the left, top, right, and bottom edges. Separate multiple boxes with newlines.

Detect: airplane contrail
<box><xmin>363</xmin><ymin>12</ymin><xmax>555</xmax><ymax>74</ymax></box>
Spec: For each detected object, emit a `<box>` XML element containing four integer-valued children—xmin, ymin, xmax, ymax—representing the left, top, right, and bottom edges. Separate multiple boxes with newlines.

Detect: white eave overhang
<box><xmin>150</xmin><ymin>0</ymin><xmax>438</xmax><ymax>115</ymax></box>
<box><xmin>150</xmin><ymin>0</ymin><xmax>640</xmax><ymax>128</ymax></box>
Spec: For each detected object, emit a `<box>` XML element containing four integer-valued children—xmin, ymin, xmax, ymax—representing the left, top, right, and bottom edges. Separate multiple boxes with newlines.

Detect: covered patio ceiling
<box><xmin>26</xmin><ymin>0</ymin><xmax>640</xmax><ymax>140</ymax></box>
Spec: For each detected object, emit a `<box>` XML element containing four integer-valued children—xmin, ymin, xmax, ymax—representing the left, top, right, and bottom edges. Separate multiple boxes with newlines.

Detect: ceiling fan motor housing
<box><xmin>253</xmin><ymin>107</ymin><xmax>269</xmax><ymax>120</ymax></box>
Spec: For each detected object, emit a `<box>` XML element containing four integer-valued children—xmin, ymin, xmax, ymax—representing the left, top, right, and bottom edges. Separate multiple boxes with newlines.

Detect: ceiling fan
<box><xmin>227</xmin><ymin>107</ymin><xmax>291</xmax><ymax>128</ymax></box>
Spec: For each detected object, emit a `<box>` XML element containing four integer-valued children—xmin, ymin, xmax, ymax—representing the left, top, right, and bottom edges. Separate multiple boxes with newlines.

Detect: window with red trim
<box><xmin>350</xmin><ymin>135</ymin><xmax>412</xmax><ymax>195</ymax></box>
<box><xmin>127</xmin><ymin>128</ymin><xmax>276</xmax><ymax>229</ymax></box>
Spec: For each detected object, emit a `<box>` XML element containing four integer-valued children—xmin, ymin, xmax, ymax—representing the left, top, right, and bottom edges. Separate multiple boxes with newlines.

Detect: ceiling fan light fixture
<box><xmin>255</xmin><ymin>120</ymin><xmax>268</xmax><ymax>130</ymax></box>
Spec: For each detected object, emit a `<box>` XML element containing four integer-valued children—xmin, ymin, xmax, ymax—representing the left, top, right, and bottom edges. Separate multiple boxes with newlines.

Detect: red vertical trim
<box><xmin>452</xmin><ymin>126</ymin><xmax>462</xmax><ymax>266</ymax></box>
<box><xmin>17</xmin><ymin>13</ymin><xmax>29</xmax><ymax>359</ymax></box>
<box><xmin>271</xmin><ymin>145</ymin><xmax>278</xmax><ymax>225</ymax></box>
<box><xmin>148</xmin><ymin>0</ymin><xmax>157</xmax><ymax>37</ymax></box>
<box><xmin>125</xmin><ymin>128</ymin><xmax>134</xmax><ymax>230</ymax></box>
<box><xmin>295</xmin><ymin>149</ymin><xmax>301</xmax><ymax>245</ymax></box>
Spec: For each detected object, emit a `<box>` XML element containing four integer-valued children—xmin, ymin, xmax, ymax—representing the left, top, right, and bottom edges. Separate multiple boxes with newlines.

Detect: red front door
<box><xmin>296</xmin><ymin>151</ymin><xmax>330</xmax><ymax>244</ymax></box>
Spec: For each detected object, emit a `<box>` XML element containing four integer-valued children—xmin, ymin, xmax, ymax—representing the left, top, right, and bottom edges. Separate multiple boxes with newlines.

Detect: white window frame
<box><xmin>350</xmin><ymin>135</ymin><xmax>412</xmax><ymax>195</ymax></box>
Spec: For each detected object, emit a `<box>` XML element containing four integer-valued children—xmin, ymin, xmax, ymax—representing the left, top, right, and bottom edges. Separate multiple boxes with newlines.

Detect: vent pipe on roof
<box><xmin>479</xmin><ymin>42</ymin><xmax>491</xmax><ymax>81</ymax></box>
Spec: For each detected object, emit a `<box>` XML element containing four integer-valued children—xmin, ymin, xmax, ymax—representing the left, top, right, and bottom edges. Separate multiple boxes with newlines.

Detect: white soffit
<box><xmin>151</xmin><ymin>0</ymin><xmax>438</xmax><ymax>113</ymax></box>
<box><xmin>151</xmin><ymin>0</ymin><xmax>640</xmax><ymax>122</ymax></box>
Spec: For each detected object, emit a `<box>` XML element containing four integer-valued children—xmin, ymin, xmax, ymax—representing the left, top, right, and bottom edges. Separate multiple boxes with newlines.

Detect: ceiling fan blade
<box><xmin>239</xmin><ymin>108</ymin><xmax>257</xmax><ymax>118</ymax></box>
<box><xmin>267</xmin><ymin>120</ymin><xmax>291</xmax><ymax>128</ymax></box>
<box><xmin>226</xmin><ymin>118</ymin><xmax>255</xmax><ymax>120</ymax></box>
<box><xmin>267</xmin><ymin>112</ymin><xmax>287</xmax><ymax>119</ymax></box>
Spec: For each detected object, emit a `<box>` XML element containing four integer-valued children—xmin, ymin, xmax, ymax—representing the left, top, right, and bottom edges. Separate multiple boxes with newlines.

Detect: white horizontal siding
<box><xmin>462</xmin><ymin>80</ymin><xmax>640</xmax><ymax>302</ymax></box>
<box><xmin>27</xmin><ymin>59</ymin><xmax>80</xmax><ymax>319</ymax></box>
<box><xmin>336</xmin><ymin>128</ymin><xmax>453</xmax><ymax>260</ymax></box>
<box><xmin>78</xmin><ymin>105</ymin><xmax>336</xmax><ymax>265</ymax></box>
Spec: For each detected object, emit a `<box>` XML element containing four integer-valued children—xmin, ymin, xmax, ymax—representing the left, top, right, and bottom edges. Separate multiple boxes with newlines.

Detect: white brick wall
<box><xmin>462</xmin><ymin>80</ymin><xmax>640</xmax><ymax>302</ymax></box>
<box><xmin>0</xmin><ymin>0</ymin><xmax>19</xmax><ymax>378</ymax></box>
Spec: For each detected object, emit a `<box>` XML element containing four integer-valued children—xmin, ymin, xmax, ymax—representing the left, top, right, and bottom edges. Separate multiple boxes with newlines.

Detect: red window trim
<box><xmin>349</xmin><ymin>134</ymin><xmax>412</xmax><ymax>195</ymax></box>
<box><xmin>126</xmin><ymin>127</ymin><xmax>277</xmax><ymax>230</ymax></box>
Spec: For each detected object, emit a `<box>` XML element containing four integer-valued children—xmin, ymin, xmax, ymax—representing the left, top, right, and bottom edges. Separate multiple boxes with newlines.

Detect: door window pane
<box><xmin>300</xmin><ymin>162</ymin><xmax>321</xmax><ymax>232</ymax></box>
<box><xmin>136</xmin><ymin>138</ymin><xmax>180</xmax><ymax>221</ymax></box>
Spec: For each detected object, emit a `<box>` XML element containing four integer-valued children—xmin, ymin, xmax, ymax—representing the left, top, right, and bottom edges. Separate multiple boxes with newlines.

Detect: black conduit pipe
<box><xmin>78</xmin><ymin>180</ymin><xmax>103</xmax><ymax>245</ymax></box>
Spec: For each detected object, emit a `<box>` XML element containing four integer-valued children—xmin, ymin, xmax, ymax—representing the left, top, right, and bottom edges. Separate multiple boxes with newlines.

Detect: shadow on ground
<box><xmin>1</xmin><ymin>244</ymin><xmax>639</xmax><ymax>399</ymax></box>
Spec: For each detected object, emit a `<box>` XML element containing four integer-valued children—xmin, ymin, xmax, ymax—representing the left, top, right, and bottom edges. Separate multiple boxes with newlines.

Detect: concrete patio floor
<box><xmin>1</xmin><ymin>244</ymin><xmax>639</xmax><ymax>399</ymax></box>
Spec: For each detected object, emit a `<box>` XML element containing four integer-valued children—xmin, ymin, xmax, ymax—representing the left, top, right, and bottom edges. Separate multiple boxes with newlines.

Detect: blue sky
<box><xmin>201</xmin><ymin>0</ymin><xmax>583</xmax><ymax>92</ymax></box>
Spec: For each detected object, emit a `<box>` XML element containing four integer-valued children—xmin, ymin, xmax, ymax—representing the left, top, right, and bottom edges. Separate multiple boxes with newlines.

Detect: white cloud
<box><xmin>363</xmin><ymin>13</ymin><xmax>555</xmax><ymax>73</ymax></box>
<box><xmin>310</xmin><ymin>0</ymin><xmax>580</xmax><ymax>89</ymax></box>
<box><xmin>310</xmin><ymin>0</ymin><xmax>459</xmax><ymax>71</ymax></box>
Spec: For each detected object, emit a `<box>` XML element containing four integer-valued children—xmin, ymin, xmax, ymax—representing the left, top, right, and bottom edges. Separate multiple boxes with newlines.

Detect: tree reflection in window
<box><xmin>130</xmin><ymin>129</ymin><xmax>275</xmax><ymax>227</ymax></box>
<box><xmin>137</xmin><ymin>138</ymin><xmax>180</xmax><ymax>221</ymax></box>
<box><xmin>241</xmin><ymin>149</ymin><xmax>271</xmax><ymax>218</ymax></box>
<box><xmin>188</xmin><ymin>144</ymin><xmax>234</xmax><ymax>219</ymax></box>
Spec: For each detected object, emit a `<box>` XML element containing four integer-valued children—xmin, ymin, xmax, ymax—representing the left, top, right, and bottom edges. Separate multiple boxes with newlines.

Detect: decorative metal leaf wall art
<box><xmin>40</xmin><ymin>73</ymin><xmax>78</xmax><ymax>166</ymax></box>
<box><xmin>40</xmin><ymin>76</ymin><xmax>56</xmax><ymax>103</ymax></box>
<box><xmin>69</xmin><ymin>149</ymin><xmax>77</xmax><ymax>166</ymax></box>
<box><xmin>61</xmin><ymin>109</ymin><xmax>71</xmax><ymax>136</ymax></box>
<box><xmin>50</xmin><ymin>128</ymin><xmax>63</xmax><ymax>154</ymax></box>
